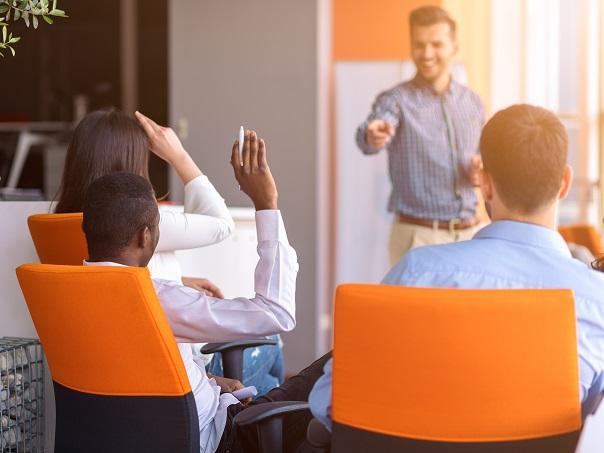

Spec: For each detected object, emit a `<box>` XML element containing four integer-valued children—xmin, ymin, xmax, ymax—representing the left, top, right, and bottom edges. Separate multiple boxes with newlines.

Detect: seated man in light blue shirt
<box><xmin>309</xmin><ymin>104</ymin><xmax>604</xmax><ymax>430</ymax></box>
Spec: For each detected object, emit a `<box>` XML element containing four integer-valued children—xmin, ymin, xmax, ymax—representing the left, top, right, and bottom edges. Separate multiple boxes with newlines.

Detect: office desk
<box><xmin>0</xmin><ymin>122</ymin><xmax>72</xmax><ymax>188</ymax></box>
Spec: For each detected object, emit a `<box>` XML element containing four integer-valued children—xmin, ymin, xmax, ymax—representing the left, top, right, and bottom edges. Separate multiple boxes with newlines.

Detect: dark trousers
<box><xmin>217</xmin><ymin>352</ymin><xmax>332</xmax><ymax>453</ymax></box>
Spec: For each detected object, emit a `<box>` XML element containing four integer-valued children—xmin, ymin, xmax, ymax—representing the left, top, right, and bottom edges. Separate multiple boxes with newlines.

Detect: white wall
<box><xmin>0</xmin><ymin>202</ymin><xmax>49</xmax><ymax>337</ymax></box>
<box><xmin>334</xmin><ymin>63</ymin><xmax>399</xmax><ymax>285</ymax></box>
<box><xmin>0</xmin><ymin>202</ymin><xmax>55</xmax><ymax>452</ymax></box>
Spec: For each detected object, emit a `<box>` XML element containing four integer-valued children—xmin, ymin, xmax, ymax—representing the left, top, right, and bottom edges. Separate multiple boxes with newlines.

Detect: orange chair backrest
<box><xmin>332</xmin><ymin>284</ymin><xmax>581</xmax><ymax>442</ymax></box>
<box><xmin>28</xmin><ymin>213</ymin><xmax>88</xmax><ymax>265</ymax></box>
<box><xmin>558</xmin><ymin>224</ymin><xmax>604</xmax><ymax>256</ymax></box>
<box><xmin>16</xmin><ymin>264</ymin><xmax>191</xmax><ymax>396</ymax></box>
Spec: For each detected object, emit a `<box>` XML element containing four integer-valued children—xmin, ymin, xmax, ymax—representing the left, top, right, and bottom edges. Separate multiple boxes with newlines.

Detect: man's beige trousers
<box><xmin>388</xmin><ymin>220</ymin><xmax>488</xmax><ymax>267</ymax></box>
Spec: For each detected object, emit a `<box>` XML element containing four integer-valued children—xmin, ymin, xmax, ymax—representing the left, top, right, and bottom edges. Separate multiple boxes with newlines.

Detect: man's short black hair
<box><xmin>82</xmin><ymin>172</ymin><xmax>158</xmax><ymax>258</ymax></box>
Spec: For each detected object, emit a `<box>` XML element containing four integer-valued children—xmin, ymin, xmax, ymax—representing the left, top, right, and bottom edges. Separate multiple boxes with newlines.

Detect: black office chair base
<box><xmin>202</xmin><ymin>339</ymin><xmax>278</xmax><ymax>382</ymax></box>
<box><xmin>233</xmin><ymin>401</ymin><xmax>310</xmax><ymax>453</ymax></box>
<box><xmin>331</xmin><ymin>423</ymin><xmax>580</xmax><ymax>453</ymax></box>
<box><xmin>53</xmin><ymin>381</ymin><xmax>200</xmax><ymax>453</ymax></box>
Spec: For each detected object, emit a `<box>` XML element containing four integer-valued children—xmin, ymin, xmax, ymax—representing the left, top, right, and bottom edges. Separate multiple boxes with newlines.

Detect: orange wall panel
<box><xmin>333</xmin><ymin>0</ymin><xmax>442</xmax><ymax>61</ymax></box>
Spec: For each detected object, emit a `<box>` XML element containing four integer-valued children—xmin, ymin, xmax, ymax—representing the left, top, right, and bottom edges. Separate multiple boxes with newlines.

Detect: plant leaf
<box><xmin>8</xmin><ymin>44</ymin><xmax>14</xmax><ymax>56</ymax></box>
<box><xmin>2</xmin><ymin>25</ymin><xmax>6</xmax><ymax>43</ymax></box>
<box><xmin>42</xmin><ymin>14</ymin><xmax>51</xmax><ymax>24</ymax></box>
<box><xmin>32</xmin><ymin>15</ymin><xmax>38</xmax><ymax>29</ymax></box>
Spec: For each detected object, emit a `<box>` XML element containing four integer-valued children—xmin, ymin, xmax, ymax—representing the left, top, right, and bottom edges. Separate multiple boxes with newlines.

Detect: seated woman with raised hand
<box><xmin>54</xmin><ymin>109</ymin><xmax>285</xmax><ymax>396</ymax></box>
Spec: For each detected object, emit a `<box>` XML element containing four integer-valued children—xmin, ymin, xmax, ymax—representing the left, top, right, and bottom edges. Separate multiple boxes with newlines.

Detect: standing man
<box><xmin>357</xmin><ymin>6</ymin><xmax>485</xmax><ymax>265</ymax></box>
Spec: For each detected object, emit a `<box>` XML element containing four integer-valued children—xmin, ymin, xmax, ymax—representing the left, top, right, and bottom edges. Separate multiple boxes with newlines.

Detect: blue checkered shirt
<box><xmin>356</xmin><ymin>77</ymin><xmax>484</xmax><ymax>221</ymax></box>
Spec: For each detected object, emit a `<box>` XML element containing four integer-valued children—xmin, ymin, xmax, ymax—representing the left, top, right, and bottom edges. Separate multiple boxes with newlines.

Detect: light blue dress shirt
<box><xmin>309</xmin><ymin>220</ymin><xmax>604</xmax><ymax>428</ymax></box>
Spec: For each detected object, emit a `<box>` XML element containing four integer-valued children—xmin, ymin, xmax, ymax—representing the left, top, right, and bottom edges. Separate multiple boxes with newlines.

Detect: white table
<box><xmin>0</xmin><ymin>122</ymin><xmax>72</xmax><ymax>190</ymax></box>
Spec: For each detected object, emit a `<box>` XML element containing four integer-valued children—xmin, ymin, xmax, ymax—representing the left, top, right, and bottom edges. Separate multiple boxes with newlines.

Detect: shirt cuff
<box><xmin>255</xmin><ymin>210</ymin><xmax>288</xmax><ymax>243</ymax></box>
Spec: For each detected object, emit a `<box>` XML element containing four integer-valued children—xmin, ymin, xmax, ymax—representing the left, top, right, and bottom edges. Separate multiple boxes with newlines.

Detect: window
<box><xmin>491</xmin><ymin>0</ymin><xmax>601</xmax><ymax>224</ymax></box>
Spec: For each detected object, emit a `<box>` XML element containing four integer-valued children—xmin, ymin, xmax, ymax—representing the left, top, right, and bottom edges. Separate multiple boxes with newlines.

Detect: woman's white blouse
<box><xmin>147</xmin><ymin>175</ymin><xmax>235</xmax><ymax>282</ymax></box>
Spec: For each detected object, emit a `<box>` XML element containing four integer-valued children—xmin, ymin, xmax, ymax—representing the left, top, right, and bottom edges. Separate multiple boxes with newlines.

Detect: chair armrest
<box><xmin>233</xmin><ymin>402</ymin><xmax>310</xmax><ymax>453</ymax></box>
<box><xmin>201</xmin><ymin>339</ymin><xmax>279</xmax><ymax>381</ymax></box>
<box><xmin>589</xmin><ymin>392</ymin><xmax>604</xmax><ymax>415</ymax></box>
<box><xmin>233</xmin><ymin>401</ymin><xmax>309</xmax><ymax>427</ymax></box>
<box><xmin>307</xmin><ymin>417</ymin><xmax>332</xmax><ymax>448</ymax></box>
<box><xmin>201</xmin><ymin>339</ymin><xmax>277</xmax><ymax>354</ymax></box>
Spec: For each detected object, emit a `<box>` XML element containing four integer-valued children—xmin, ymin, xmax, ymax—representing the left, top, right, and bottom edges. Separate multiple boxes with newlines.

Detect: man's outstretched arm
<box><xmin>356</xmin><ymin>91</ymin><xmax>400</xmax><ymax>155</ymax></box>
<box><xmin>154</xmin><ymin>130</ymin><xmax>298</xmax><ymax>342</ymax></box>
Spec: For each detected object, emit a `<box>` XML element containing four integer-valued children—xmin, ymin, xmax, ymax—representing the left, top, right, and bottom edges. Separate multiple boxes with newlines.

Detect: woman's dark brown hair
<box><xmin>55</xmin><ymin>110</ymin><xmax>150</xmax><ymax>213</ymax></box>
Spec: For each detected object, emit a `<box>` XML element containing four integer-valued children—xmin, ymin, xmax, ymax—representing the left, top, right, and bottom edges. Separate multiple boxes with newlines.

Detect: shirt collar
<box><xmin>411</xmin><ymin>73</ymin><xmax>459</xmax><ymax>97</ymax></box>
<box><xmin>474</xmin><ymin>220</ymin><xmax>572</xmax><ymax>257</ymax></box>
<box><xmin>83</xmin><ymin>260</ymin><xmax>127</xmax><ymax>267</ymax></box>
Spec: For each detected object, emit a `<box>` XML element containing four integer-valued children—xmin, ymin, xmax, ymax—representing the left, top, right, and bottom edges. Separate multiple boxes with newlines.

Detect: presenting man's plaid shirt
<box><xmin>356</xmin><ymin>76</ymin><xmax>484</xmax><ymax>221</ymax></box>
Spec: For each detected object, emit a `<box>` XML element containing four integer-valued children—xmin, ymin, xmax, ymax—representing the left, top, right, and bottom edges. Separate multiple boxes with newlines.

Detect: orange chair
<box><xmin>26</xmin><ymin>212</ymin><xmax>276</xmax><ymax>381</ymax></box>
<box><xmin>558</xmin><ymin>224</ymin><xmax>604</xmax><ymax>257</ymax></box>
<box><xmin>329</xmin><ymin>284</ymin><xmax>582</xmax><ymax>452</ymax></box>
<box><xmin>16</xmin><ymin>264</ymin><xmax>199</xmax><ymax>453</ymax></box>
<box><xmin>234</xmin><ymin>284</ymin><xmax>582</xmax><ymax>452</ymax></box>
<box><xmin>27</xmin><ymin>213</ymin><xmax>88</xmax><ymax>265</ymax></box>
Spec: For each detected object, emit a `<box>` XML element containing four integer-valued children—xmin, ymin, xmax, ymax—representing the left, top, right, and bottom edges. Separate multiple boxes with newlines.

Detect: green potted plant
<box><xmin>0</xmin><ymin>0</ymin><xmax>67</xmax><ymax>57</ymax></box>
